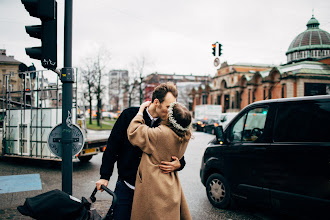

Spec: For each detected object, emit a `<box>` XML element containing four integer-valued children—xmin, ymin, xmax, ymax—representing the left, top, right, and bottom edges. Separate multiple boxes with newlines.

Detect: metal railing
<box><xmin>1</xmin><ymin>69</ymin><xmax>78</xmax><ymax>159</ymax></box>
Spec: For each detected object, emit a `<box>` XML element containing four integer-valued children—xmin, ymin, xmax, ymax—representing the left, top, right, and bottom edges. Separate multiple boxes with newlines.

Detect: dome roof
<box><xmin>286</xmin><ymin>16</ymin><xmax>330</xmax><ymax>54</ymax></box>
<box><xmin>306</xmin><ymin>16</ymin><xmax>320</xmax><ymax>26</ymax></box>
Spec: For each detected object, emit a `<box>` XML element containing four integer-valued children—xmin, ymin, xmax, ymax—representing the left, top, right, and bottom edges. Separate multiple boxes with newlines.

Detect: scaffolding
<box><xmin>1</xmin><ymin>69</ymin><xmax>78</xmax><ymax>159</ymax></box>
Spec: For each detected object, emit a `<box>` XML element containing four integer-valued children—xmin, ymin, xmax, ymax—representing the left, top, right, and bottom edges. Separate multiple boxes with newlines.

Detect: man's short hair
<box><xmin>152</xmin><ymin>82</ymin><xmax>178</xmax><ymax>103</ymax></box>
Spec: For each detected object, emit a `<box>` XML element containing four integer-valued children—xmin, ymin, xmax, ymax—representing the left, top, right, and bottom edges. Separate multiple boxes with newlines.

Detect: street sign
<box><xmin>48</xmin><ymin>123</ymin><xmax>85</xmax><ymax>158</ymax></box>
<box><xmin>214</xmin><ymin>58</ymin><xmax>220</xmax><ymax>67</ymax></box>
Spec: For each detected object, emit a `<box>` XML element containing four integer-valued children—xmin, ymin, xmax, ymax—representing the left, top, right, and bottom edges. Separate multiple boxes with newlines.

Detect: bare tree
<box><xmin>130</xmin><ymin>55</ymin><xmax>152</xmax><ymax>105</ymax></box>
<box><xmin>80</xmin><ymin>47</ymin><xmax>110</xmax><ymax>127</ymax></box>
<box><xmin>80</xmin><ymin>60</ymin><xmax>96</xmax><ymax>125</ymax></box>
<box><xmin>125</xmin><ymin>78</ymin><xmax>139</xmax><ymax>107</ymax></box>
<box><xmin>93</xmin><ymin>49</ymin><xmax>110</xmax><ymax>127</ymax></box>
<box><xmin>124</xmin><ymin>63</ymin><xmax>139</xmax><ymax>107</ymax></box>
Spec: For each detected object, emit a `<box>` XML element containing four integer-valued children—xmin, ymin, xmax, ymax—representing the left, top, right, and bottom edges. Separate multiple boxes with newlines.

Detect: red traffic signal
<box><xmin>212</xmin><ymin>44</ymin><xmax>216</xmax><ymax>56</ymax></box>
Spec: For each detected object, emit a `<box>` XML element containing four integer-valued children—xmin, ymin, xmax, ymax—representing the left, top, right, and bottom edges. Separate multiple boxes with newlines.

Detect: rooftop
<box><xmin>0</xmin><ymin>49</ymin><xmax>21</xmax><ymax>64</ymax></box>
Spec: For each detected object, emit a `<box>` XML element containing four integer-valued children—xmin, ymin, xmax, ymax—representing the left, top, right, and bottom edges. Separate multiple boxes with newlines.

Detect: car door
<box><xmin>224</xmin><ymin>104</ymin><xmax>272</xmax><ymax>207</ymax></box>
<box><xmin>268</xmin><ymin>99</ymin><xmax>330</xmax><ymax>216</ymax></box>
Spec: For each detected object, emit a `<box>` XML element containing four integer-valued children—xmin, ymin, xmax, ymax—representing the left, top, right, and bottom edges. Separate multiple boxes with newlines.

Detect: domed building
<box><xmin>286</xmin><ymin>15</ymin><xmax>330</xmax><ymax>64</ymax></box>
<box><xmin>203</xmin><ymin>15</ymin><xmax>330</xmax><ymax>113</ymax></box>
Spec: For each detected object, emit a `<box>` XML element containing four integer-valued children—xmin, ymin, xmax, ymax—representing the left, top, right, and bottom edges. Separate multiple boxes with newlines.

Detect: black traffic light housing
<box><xmin>212</xmin><ymin>44</ymin><xmax>216</xmax><ymax>56</ymax></box>
<box><xmin>19</xmin><ymin>63</ymin><xmax>28</xmax><ymax>79</ymax></box>
<box><xmin>219</xmin><ymin>44</ymin><xmax>222</xmax><ymax>56</ymax></box>
<box><xmin>21</xmin><ymin>0</ymin><xmax>57</xmax><ymax>70</ymax></box>
<box><xmin>19</xmin><ymin>63</ymin><xmax>37</xmax><ymax>79</ymax></box>
<box><xmin>28</xmin><ymin>64</ymin><xmax>37</xmax><ymax>79</ymax></box>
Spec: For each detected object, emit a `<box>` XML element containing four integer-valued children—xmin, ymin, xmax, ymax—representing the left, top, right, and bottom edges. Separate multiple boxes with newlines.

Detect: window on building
<box><xmin>305</xmin><ymin>83</ymin><xmax>329</xmax><ymax>96</ymax></box>
<box><xmin>263</xmin><ymin>87</ymin><xmax>266</xmax><ymax>99</ymax></box>
<box><xmin>202</xmin><ymin>95</ymin><xmax>207</xmax><ymax>104</ymax></box>
<box><xmin>236</xmin><ymin>91</ymin><xmax>240</xmax><ymax>109</ymax></box>
<box><xmin>281</xmin><ymin>84</ymin><xmax>286</xmax><ymax>98</ymax></box>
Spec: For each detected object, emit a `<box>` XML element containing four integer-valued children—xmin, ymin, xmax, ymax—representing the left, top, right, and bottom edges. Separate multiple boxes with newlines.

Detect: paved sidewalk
<box><xmin>0</xmin><ymin>200</ymin><xmax>112</xmax><ymax>219</ymax></box>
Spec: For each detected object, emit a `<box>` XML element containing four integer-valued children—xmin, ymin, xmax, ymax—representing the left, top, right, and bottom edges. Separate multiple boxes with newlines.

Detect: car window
<box><xmin>230</xmin><ymin>107</ymin><xmax>269</xmax><ymax>142</ymax></box>
<box><xmin>274</xmin><ymin>100</ymin><xmax>330</xmax><ymax>142</ymax></box>
<box><xmin>230</xmin><ymin>114</ymin><xmax>246</xmax><ymax>142</ymax></box>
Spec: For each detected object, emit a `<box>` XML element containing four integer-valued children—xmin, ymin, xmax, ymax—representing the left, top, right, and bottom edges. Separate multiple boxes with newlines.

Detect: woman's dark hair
<box><xmin>162</xmin><ymin>102</ymin><xmax>192</xmax><ymax>142</ymax></box>
<box><xmin>152</xmin><ymin>82</ymin><xmax>178</xmax><ymax>103</ymax></box>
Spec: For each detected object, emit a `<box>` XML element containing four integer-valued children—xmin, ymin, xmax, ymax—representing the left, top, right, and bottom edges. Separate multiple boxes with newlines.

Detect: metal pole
<box><xmin>61</xmin><ymin>0</ymin><xmax>73</xmax><ymax>195</ymax></box>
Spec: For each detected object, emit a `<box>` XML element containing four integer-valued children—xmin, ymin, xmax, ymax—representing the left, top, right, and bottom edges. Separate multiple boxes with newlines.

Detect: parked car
<box><xmin>195</xmin><ymin>119</ymin><xmax>208</xmax><ymax>132</ymax></box>
<box><xmin>101</xmin><ymin>112</ymin><xmax>119</xmax><ymax>119</ymax></box>
<box><xmin>200</xmin><ymin>95</ymin><xmax>330</xmax><ymax>219</ymax></box>
<box><xmin>204</xmin><ymin>119</ymin><xmax>220</xmax><ymax>134</ymax></box>
<box><xmin>204</xmin><ymin>113</ymin><xmax>238</xmax><ymax>134</ymax></box>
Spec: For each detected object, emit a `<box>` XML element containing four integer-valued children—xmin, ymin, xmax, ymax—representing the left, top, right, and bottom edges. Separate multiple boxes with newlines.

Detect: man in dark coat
<box><xmin>96</xmin><ymin>82</ymin><xmax>186</xmax><ymax>220</ymax></box>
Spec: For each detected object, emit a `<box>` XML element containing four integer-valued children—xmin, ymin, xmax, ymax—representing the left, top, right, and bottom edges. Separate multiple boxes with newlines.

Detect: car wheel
<box><xmin>206</xmin><ymin>173</ymin><xmax>231</xmax><ymax>209</ymax></box>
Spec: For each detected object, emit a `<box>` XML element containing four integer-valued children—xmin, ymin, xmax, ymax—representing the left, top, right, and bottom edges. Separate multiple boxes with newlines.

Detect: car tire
<box><xmin>78</xmin><ymin>155</ymin><xmax>93</xmax><ymax>163</ymax></box>
<box><xmin>206</xmin><ymin>173</ymin><xmax>231</xmax><ymax>209</ymax></box>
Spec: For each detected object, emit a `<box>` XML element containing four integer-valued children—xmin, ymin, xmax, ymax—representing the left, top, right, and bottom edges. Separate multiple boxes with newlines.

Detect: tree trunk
<box><xmin>96</xmin><ymin>94</ymin><xmax>101</xmax><ymax>127</ymax></box>
<box><xmin>128</xmin><ymin>92</ymin><xmax>132</xmax><ymax>107</ymax></box>
<box><xmin>139</xmin><ymin>77</ymin><xmax>143</xmax><ymax>104</ymax></box>
<box><xmin>89</xmin><ymin>97</ymin><xmax>92</xmax><ymax>125</ymax></box>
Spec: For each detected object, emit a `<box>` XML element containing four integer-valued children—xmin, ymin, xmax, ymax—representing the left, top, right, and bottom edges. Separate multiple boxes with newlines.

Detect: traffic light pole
<box><xmin>61</xmin><ymin>0</ymin><xmax>73</xmax><ymax>195</ymax></box>
<box><xmin>21</xmin><ymin>0</ymin><xmax>71</xmax><ymax>193</ymax></box>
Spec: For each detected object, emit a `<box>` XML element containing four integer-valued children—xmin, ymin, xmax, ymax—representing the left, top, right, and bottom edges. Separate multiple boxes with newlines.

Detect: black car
<box><xmin>204</xmin><ymin>119</ymin><xmax>220</xmax><ymax>134</ymax></box>
<box><xmin>194</xmin><ymin>119</ymin><xmax>208</xmax><ymax>132</ymax></box>
<box><xmin>200</xmin><ymin>95</ymin><xmax>330</xmax><ymax>219</ymax></box>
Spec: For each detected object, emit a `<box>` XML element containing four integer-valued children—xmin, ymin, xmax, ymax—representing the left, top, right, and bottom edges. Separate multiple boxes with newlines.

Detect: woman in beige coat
<box><xmin>127</xmin><ymin>101</ymin><xmax>192</xmax><ymax>220</ymax></box>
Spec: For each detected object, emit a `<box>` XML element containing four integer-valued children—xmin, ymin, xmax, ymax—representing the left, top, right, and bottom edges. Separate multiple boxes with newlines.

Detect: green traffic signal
<box><xmin>219</xmin><ymin>44</ymin><xmax>222</xmax><ymax>56</ymax></box>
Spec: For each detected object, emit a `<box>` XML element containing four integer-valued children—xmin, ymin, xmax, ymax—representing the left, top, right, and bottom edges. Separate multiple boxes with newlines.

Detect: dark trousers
<box><xmin>113</xmin><ymin>179</ymin><xmax>134</xmax><ymax>220</ymax></box>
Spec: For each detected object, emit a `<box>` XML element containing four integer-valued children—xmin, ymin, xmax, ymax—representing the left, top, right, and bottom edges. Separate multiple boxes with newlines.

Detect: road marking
<box><xmin>0</xmin><ymin>174</ymin><xmax>42</xmax><ymax>194</ymax></box>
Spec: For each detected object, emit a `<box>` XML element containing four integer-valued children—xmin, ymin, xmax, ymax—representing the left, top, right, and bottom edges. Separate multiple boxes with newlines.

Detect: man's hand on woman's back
<box><xmin>159</xmin><ymin>156</ymin><xmax>181</xmax><ymax>174</ymax></box>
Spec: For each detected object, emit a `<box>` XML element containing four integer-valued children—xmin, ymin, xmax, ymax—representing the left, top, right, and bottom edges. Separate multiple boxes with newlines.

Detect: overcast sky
<box><xmin>1</xmin><ymin>0</ymin><xmax>330</xmax><ymax>79</ymax></box>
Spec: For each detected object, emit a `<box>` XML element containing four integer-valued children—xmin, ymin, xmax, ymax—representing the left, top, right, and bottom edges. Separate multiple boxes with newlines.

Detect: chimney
<box><xmin>0</xmin><ymin>49</ymin><xmax>6</xmax><ymax>55</ymax></box>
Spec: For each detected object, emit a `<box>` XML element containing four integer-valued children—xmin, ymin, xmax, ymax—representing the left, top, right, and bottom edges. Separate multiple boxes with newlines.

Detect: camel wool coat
<box><xmin>127</xmin><ymin>114</ymin><xmax>192</xmax><ymax>220</ymax></box>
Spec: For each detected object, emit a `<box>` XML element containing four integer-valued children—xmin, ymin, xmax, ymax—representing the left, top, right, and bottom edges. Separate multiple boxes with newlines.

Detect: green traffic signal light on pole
<box><xmin>219</xmin><ymin>43</ymin><xmax>222</xmax><ymax>56</ymax></box>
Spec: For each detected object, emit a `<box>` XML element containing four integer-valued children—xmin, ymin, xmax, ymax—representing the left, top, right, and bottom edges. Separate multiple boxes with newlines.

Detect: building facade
<box><xmin>144</xmin><ymin>72</ymin><xmax>211</xmax><ymax>109</ymax></box>
<box><xmin>211</xmin><ymin>62</ymin><xmax>274</xmax><ymax>112</ymax></box>
<box><xmin>108</xmin><ymin>70</ymin><xmax>129</xmax><ymax>111</ymax></box>
<box><xmin>0</xmin><ymin>49</ymin><xmax>27</xmax><ymax>107</ymax></box>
